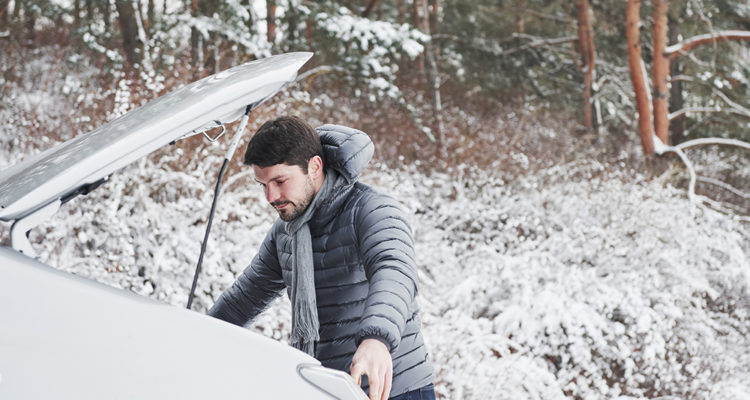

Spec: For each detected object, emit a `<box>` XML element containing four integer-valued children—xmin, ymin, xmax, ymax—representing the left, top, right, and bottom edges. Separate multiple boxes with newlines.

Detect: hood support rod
<box><xmin>186</xmin><ymin>105</ymin><xmax>253</xmax><ymax>310</ymax></box>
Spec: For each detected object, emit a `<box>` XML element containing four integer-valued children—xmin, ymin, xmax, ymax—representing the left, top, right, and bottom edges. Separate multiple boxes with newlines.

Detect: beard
<box><xmin>275</xmin><ymin>175</ymin><xmax>316</xmax><ymax>222</ymax></box>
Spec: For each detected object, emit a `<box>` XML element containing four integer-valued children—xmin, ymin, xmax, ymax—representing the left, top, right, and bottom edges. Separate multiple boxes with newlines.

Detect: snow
<box><xmin>1</xmin><ymin>52</ymin><xmax>749</xmax><ymax>400</ymax></box>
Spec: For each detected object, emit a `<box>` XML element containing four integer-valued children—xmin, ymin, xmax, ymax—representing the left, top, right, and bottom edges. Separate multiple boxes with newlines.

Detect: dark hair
<box><xmin>244</xmin><ymin>116</ymin><xmax>324</xmax><ymax>172</ymax></box>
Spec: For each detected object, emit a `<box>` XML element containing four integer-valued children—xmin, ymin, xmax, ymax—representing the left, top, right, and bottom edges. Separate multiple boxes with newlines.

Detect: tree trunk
<box><xmin>241</xmin><ymin>0</ymin><xmax>255</xmax><ymax>34</ymax></box>
<box><xmin>575</xmin><ymin>0</ymin><xmax>595</xmax><ymax>132</ymax></box>
<box><xmin>0</xmin><ymin>0</ymin><xmax>8</xmax><ymax>31</ymax></box>
<box><xmin>626</xmin><ymin>0</ymin><xmax>654</xmax><ymax>155</ymax></box>
<box><xmin>396</xmin><ymin>0</ymin><xmax>405</xmax><ymax>24</ymax></box>
<box><xmin>86</xmin><ymin>0</ymin><xmax>95</xmax><ymax>20</ymax></box>
<box><xmin>116</xmin><ymin>0</ymin><xmax>142</xmax><ymax>69</ymax></box>
<box><xmin>420</xmin><ymin>0</ymin><xmax>444</xmax><ymax>152</ymax></box>
<box><xmin>668</xmin><ymin>15</ymin><xmax>685</xmax><ymax>143</ymax></box>
<box><xmin>190</xmin><ymin>0</ymin><xmax>201</xmax><ymax>79</ymax></box>
<box><xmin>102</xmin><ymin>0</ymin><xmax>111</xmax><ymax>27</ymax></box>
<box><xmin>73</xmin><ymin>0</ymin><xmax>81</xmax><ymax>27</ymax></box>
<box><xmin>412</xmin><ymin>0</ymin><xmax>424</xmax><ymax>72</ymax></box>
<box><xmin>362</xmin><ymin>0</ymin><xmax>377</xmax><ymax>17</ymax></box>
<box><xmin>431</xmin><ymin>0</ymin><xmax>440</xmax><ymax>54</ymax></box>
<box><xmin>287</xmin><ymin>2</ymin><xmax>297</xmax><ymax>48</ymax></box>
<box><xmin>652</xmin><ymin>0</ymin><xmax>670</xmax><ymax>144</ymax></box>
<box><xmin>147</xmin><ymin>0</ymin><xmax>155</xmax><ymax>36</ymax></box>
<box><xmin>266</xmin><ymin>0</ymin><xmax>276</xmax><ymax>44</ymax></box>
<box><xmin>24</xmin><ymin>0</ymin><xmax>36</xmax><ymax>42</ymax></box>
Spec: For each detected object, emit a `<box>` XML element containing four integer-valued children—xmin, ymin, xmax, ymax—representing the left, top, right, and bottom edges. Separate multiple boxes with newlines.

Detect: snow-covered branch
<box><xmin>665</xmin><ymin>30</ymin><xmax>750</xmax><ymax>59</ymax></box>
<box><xmin>653</xmin><ymin>135</ymin><xmax>697</xmax><ymax>203</ymax></box>
<box><xmin>674</xmin><ymin>137</ymin><xmax>750</xmax><ymax>152</ymax></box>
<box><xmin>667</xmin><ymin>75</ymin><xmax>750</xmax><ymax>120</ymax></box>
<box><xmin>654</xmin><ymin>134</ymin><xmax>750</xmax><ymax>207</ymax></box>
<box><xmin>668</xmin><ymin>107</ymin><xmax>718</xmax><ymax>121</ymax></box>
<box><xmin>696</xmin><ymin>176</ymin><xmax>750</xmax><ymax>200</ymax></box>
<box><xmin>295</xmin><ymin>65</ymin><xmax>347</xmax><ymax>86</ymax></box>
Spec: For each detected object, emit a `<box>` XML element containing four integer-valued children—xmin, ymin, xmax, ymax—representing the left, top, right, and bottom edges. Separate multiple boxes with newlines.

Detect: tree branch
<box><xmin>674</xmin><ymin>137</ymin><xmax>750</xmax><ymax>152</ymax></box>
<box><xmin>665</xmin><ymin>30</ymin><xmax>750</xmax><ymax>59</ymax></box>
<box><xmin>654</xmin><ymin>134</ymin><xmax>750</xmax><ymax>210</ymax></box>
<box><xmin>667</xmin><ymin>75</ymin><xmax>750</xmax><ymax>120</ymax></box>
<box><xmin>653</xmin><ymin>135</ymin><xmax>697</xmax><ymax>202</ymax></box>
<box><xmin>696</xmin><ymin>176</ymin><xmax>750</xmax><ymax>200</ymax></box>
<box><xmin>668</xmin><ymin>107</ymin><xmax>718</xmax><ymax>121</ymax></box>
<box><xmin>294</xmin><ymin>65</ymin><xmax>347</xmax><ymax>90</ymax></box>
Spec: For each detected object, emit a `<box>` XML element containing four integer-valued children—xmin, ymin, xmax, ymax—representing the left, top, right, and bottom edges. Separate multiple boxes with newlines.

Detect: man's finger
<box><xmin>350</xmin><ymin>364</ymin><xmax>365</xmax><ymax>386</ymax></box>
<box><xmin>368</xmin><ymin>371</ymin><xmax>380</xmax><ymax>400</ymax></box>
<box><xmin>381</xmin><ymin>368</ymin><xmax>392</xmax><ymax>400</ymax></box>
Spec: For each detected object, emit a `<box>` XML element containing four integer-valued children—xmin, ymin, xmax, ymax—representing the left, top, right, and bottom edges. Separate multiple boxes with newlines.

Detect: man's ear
<box><xmin>308</xmin><ymin>155</ymin><xmax>323</xmax><ymax>178</ymax></box>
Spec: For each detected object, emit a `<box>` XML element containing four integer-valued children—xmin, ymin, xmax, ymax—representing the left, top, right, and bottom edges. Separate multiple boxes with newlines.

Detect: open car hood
<box><xmin>0</xmin><ymin>52</ymin><xmax>312</xmax><ymax>222</ymax></box>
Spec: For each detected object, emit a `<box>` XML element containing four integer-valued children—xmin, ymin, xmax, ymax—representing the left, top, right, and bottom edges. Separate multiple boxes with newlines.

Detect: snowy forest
<box><xmin>1</xmin><ymin>0</ymin><xmax>750</xmax><ymax>399</ymax></box>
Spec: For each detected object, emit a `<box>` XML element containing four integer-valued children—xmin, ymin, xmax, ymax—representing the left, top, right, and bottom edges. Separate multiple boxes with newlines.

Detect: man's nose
<box><xmin>265</xmin><ymin>185</ymin><xmax>279</xmax><ymax>203</ymax></box>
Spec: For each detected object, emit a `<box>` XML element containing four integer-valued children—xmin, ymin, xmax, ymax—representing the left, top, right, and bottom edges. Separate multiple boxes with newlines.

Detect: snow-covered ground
<box><xmin>1</xmin><ymin>53</ymin><xmax>749</xmax><ymax>400</ymax></box>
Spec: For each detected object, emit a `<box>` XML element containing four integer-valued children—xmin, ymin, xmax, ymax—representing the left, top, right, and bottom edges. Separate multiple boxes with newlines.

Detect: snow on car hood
<box><xmin>0</xmin><ymin>52</ymin><xmax>312</xmax><ymax>222</ymax></box>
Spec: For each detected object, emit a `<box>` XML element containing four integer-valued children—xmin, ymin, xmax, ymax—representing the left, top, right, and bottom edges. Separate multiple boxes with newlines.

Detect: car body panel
<box><xmin>0</xmin><ymin>52</ymin><xmax>313</xmax><ymax>222</ymax></box>
<box><xmin>0</xmin><ymin>246</ymin><xmax>333</xmax><ymax>399</ymax></box>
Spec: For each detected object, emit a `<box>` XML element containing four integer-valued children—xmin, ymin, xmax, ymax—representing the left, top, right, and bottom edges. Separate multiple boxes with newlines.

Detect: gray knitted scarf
<box><xmin>284</xmin><ymin>168</ymin><xmax>343</xmax><ymax>356</ymax></box>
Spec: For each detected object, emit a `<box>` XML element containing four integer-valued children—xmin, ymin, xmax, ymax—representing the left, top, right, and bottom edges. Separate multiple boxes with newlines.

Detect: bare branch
<box><xmin>653</xmin><ymin>135</ymin><xmax>697</xmax><ymax>202</ymax></box>
<box><xmin>511</xmin><ymin>33</ymin><xmax>578</xmax><ymax>48</ymax></box>
<box><xmin>654</xmin><ymin>134</ymin><xmax>750</xmax><ymax>212</ymax></box>
<box><xmin>665</xmin><ymin>30</ymin><xmax>750</xmax><ymax>59</ymax></box>
<box><xmin>674</xmin><ymin>137</ymin><xmax>750</xmax><ymax>151</ymax></box>
<box><xmin>294</xmin><ymin>65</ymin><xmax>347</xmax><ymax>89</ymax></box>
<box><xmin>668</xmin><ymin>76</ymin><xmax>750</xmax><ymax>120</ymax></box>
<box><xmin>712</xmin><ymin>89</ymin><xmax>750</xmax><ymax>117</ymax></box>
<box><xmin>668</xmin><ymin>107</ymin><xmax>719</xmax><ymax>121</ymax></box>
<box><xmin>696</xmin><ymin>176</ymin><xmax>750</xmax><ymax>200</ymax></box>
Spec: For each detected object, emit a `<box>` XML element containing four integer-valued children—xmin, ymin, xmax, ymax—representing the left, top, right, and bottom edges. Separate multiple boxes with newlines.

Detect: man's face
<box><xmin>253</xmin><ymin>163</ymin><xmax>316</xmax><ymax>222</ymax></box>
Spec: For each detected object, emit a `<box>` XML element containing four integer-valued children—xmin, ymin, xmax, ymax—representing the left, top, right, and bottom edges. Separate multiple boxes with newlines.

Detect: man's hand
<box><xmin>350</xmin><ymin>338</ymin><xmax>393</xmax><ymax>400</ymax></box>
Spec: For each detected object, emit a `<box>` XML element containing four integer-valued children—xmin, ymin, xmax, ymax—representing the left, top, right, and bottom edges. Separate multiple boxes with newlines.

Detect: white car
<box><xmin>0</xmin><ymin>53</ymin><xmax>367</xmax><ymax>400</ymax></box>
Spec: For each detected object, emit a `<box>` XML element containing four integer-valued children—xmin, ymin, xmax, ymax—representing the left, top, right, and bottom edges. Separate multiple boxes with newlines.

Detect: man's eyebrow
<box><xmin>254</xmin><ymin>174</ymin><xmax>286</xmax><ymax>184</ymax></box>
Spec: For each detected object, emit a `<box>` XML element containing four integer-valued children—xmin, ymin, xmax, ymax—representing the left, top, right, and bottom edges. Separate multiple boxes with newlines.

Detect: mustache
<box><xmin>270</xmin><ymin>200</ymin><xmax>290</xmax><ymax>207</ymax></box>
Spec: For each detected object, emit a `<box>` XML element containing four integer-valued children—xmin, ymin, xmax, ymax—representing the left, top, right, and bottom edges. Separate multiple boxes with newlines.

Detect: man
<box><xmin>208</xmin><ymin>116</ymin><xmax>434</xmax><ymax>400</ymax></box>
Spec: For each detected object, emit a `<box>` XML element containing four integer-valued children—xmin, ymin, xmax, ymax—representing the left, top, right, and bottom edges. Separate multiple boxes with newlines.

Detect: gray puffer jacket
<box><xmin>208</xmin><ymin>124</ymin><xmax>433</xmax><ymax>397</ymax></box>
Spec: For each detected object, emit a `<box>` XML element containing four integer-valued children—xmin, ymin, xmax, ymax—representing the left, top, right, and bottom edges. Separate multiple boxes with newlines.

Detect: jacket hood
<box><xmin>316</xmin><ymin>124</ymin><xmax>374</xmax><ymax>185</ymax></box>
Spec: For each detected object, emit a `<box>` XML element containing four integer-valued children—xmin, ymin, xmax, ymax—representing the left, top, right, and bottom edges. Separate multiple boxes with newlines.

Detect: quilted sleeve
<box><xmin>353</xmin><ymin>192</ymin><xmax>418</xmax><ymax>352</ymax></box>
<box><xmin>207</xmin><ymin>224</ymin><xmax>286</xmax><ymax>326</ymax></box>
